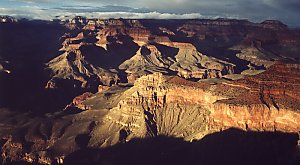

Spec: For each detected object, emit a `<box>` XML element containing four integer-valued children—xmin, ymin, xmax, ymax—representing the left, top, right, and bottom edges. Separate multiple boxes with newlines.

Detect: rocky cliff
<box><xmin>87</xmin><ymin>63</ymin><xmax>300</xmax><ymax>148</ymax></box>
<box><xmin>209</xmin><ymin>63</ymin><xmax>300</xmax><ymax>132</ymax></box>
<box><xmin>47</xmin><ymin>18</ymin><xmax>239</xmax><ymax>90</ymax></box>
<box><xmin>2</xmin><ymin>63</ymin><xmax>299</xmax><ymax>164</ymax></box>
<box><xmin>1</xmin><ymin>17</ymin><xmax>300</xmax><ymax>164</ymax></box>
<box><xmin>46</xmin><ymin>18</ymin><xmax>300</xmax><ymax>90</ymax></box>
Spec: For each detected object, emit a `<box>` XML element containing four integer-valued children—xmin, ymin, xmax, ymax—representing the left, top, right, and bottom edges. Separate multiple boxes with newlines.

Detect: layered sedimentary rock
<box><xmin>64</xmin><ymin>92</ymin><xmax>93</xmax><ymax>110</ymax></box>
<box><xmin>46</xmin><ymin>31</ymin><xmax>120</xmax><ymax>89</ymax></box>
<box><xmin>209</xmin><ymin>63</ymin><xmax>300</xmax><ymax>131</ymax></box>
<box><xmin>44</xmin><ymin>17</ymin><xmax>253</xmax><ymax>87</ymax></box>
<box><xmin>88</xmin><ymin>73</ymin><xmax>212</xmax><ymax>148</ymax></box>
<box><xmin>88</xmin><ymin>63</ymin><xmax>300</xmax><ymax>148</ymax></box>
<box><xmin>1</xmin><ymin>17</ymin><xmax>300</xmax><ymax>164</ymax></box>
<box><xmin>164</xmin><ymin>42</ymin><xmax>234</xmax><ymax>79</ymax></box>
<box><xmin>63</xmin><ymin>63</ymin><xmax>300</xmax><ymax>141</ymax></box>
<box><xmin>1</xmin><ymin>63</ymin><xmax>300</xmax><ymax>164</ymax></box>
<box><xmin>46</xmin><ymin>18</ymin><xmax>300</xmax><ymax>92</ymax></box>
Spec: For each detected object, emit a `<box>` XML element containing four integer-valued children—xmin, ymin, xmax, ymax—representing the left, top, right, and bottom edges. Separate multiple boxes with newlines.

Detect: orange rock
<box><xmin>98</xmin><ymin>85</ymin><xmax>110</xmax><ymax>93</ymax></box>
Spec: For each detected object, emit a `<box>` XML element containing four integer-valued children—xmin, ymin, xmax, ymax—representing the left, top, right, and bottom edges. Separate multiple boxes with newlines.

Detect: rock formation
<box><xmin>45</xmin><ymin>18</ymin><xmax>300</xmax><ymax>92</ymax></box>
<box><xmin>0</xmin><ymin>16</ymin><xmax>300</xmax><ymax>164</ymax></box>
<box><xmin>46</xmin><ymin>31</ymin><xmax>120</xmax><ymax>89</ymax></box>
<box><xmin>0</xmin><ymin>58</ymin><xmax>10</xmax><ymax>74</ymax></box>
<box><xmin>1</xmin><ymin>63</ymin><xmax>299</xmax><ymax>164</ymax></box>
<box><xmin>86</xmin><ymin>63</ymin><xmax>300</xmax><ymax>148</ymax></box>
<box><xmin>0</xmin><ymin>16</ymin><xmax>17</xmax><ymax>23</ymax></box>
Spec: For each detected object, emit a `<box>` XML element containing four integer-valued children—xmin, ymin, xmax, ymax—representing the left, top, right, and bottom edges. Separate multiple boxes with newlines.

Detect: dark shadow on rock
<box><xmin>64</xmin><ymin>128</ymin><xmax>300</xmax><ymax>165</ymax></box>
<box><xmin>106</xmin><ymin>35</ymin><xmax>140</xmax><ymax>68</ymax></box>
<box><xmin>193</xmin><ymin>39</ymin><xmax>250</xmax><ymax>73</ymax></box>
<box><xmin>151</xmin><ymin>42</ymin><xmax>179</xmax><ymax>60</ymax></box>
<box><xmin>0</xmin><ymin>21</ymin><xmax>69</xmax><ymax>114</ymax></box>
<box><xmin>75</xmin><ymin>134</ymin><xmax>91</xmax><ymax>149</ymax></box>
<box><xmin>139</xmin><ymin>19</ymin><xmax>187</xmax><ymax>35</ymax></box>
<box><xmin>79</xmin><ymin>35</ymin><xmax>139</xmax><ymax>84</ymax></box>
<box><xmin>167</xmin><ymin>25</ymin><xmax>250</xmax><ymax>73</ymax></box>
<box><xmin>80</xmin><ymin>35</ymin><xmax>139</xmax><ymax>70</ymax></box>
<box><xmin>79</xmin><ymin>44</ymin><xmax>109</xmax><ymax>68</ymax></box>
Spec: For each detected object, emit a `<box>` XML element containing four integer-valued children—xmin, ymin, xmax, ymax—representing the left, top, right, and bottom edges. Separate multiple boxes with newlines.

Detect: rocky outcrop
<box><xmin>1</xmin><ymin>17</ymin><xmax>300</xmax><ymax>164</ymax></box>
<box><xmin>0</xmin><ymin>16</ymin><xmax>17</xmax><ymax>23</ymax></box>
<box><xmin>210</xmin><ymin>102</ymin><xmax>300</xmax><ymax>132</ymax></box>
<box><xmin>47</xmin><ymin>50</ymin><xmax>119</xmax><ymax>88</ymax></box>
<box><xmin>209</xmin><ymin>63</ymin><xmax>300</xmax><ymax>132</ymax></box>
<box><xmin>0</xmin><ymin>58</ymin><xmax>10</xmax><ymax>74</ymax></box>
<box><xmin>64</xmin><ymin>92</ymin><xmax>93</xmax><ymax>110</ymax></box>
<box><xmin>234</xmin><ymin>46</ymin><xmax>275</xmax><ymax>67</ymax></box>
<box><xmin>88</xmin><ymin>73</ymin><xmax>212</xmax><ymax>148</ymax></box>
<box><xmin>164</xmin><ymin>42</ymin><xmax>234</xmax><ymax>79</ymax></box>
<box><xmin>46</xmin><ymin>31</ymin><xmax>120</xmax><ymax>89</ymax></box>
<box><xmin>46</xmin><ymin>17</ymin><xmax>300</xmax><ymax>92</ymax></box>
<box><xmin>260</xmin><ymin>20</ymin><xmax>288</xmax><ymax>30</ymax></box>
<box><xmin>119</xmin><ymin>41</ymin><xmax>235</xmax><ymax>82</ymax></box>
<box><xmin>87</xmin><ymin>63</ymin><xmax>300</xmax><ymax>146</ymax></box>
<box><xmin>49</xmin><ymin>18</ymin><xmax>243</xmax><ymax>90</ymax></box>
<box><xmin>1</xmin><ymin>135</ymin><xmax>52</xmax><ymax>164</ymax></box>
<box><xmin>1</xmin><ymin>63</ymin><xmax>300</xmax><ymax>164</ymax></box>
<box><xmin>76</xmin><ymin>64</ymin><xmax>297</xmax><ymax>153</ymax></box>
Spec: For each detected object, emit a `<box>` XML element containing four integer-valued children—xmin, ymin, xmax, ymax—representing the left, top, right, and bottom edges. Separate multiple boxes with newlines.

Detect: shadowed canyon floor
<box><xmin>0</xmin><ymin>17</ymin><xmax>300</xmax><ymax>164</ymax></box>
<box><xmin>64</xmin><ymin>129</ymin><xmax>300</xmax><ymax>165</ymax></box>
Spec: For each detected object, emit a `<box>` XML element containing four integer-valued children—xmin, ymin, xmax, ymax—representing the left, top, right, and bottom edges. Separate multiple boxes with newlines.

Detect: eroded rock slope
<box><xmin>1</xmin><ymin>63</ymin><xmax>299</xmax><ymax>164</ymax></box>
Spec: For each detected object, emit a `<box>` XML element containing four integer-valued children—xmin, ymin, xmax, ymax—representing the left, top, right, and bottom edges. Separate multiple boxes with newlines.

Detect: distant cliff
<box><xmin>0</xmin><ymin>17</ymin><xmax>299</xmax><ymax>164</ymax></box>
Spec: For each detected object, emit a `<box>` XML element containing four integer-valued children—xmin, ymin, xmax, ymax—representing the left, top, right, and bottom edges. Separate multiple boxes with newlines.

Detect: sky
<box><xmin>0</xmin><ymin>0</ymin><xmax>299</xmax><ymax>27</ymax></box>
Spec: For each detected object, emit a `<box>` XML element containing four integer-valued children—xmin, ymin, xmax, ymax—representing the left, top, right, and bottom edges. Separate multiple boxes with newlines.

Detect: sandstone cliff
<box><xmin>46</xmin><ymin>18</ymin><xmax>300</xmax><ymax>92</ymax></box>
<box><xmin>1</xmin><ymin>63</ymin><xmax>300</xmax><ymax>164</ymax></box>
<box><xmin>1</xmin><ymin>17</ymin><xmax>300</xmax><ymax>164</ymax></box>
<box><xmin>48</xmin><ymin>18</ymin><xmax>241</xmax><ymax>89</ymax></box>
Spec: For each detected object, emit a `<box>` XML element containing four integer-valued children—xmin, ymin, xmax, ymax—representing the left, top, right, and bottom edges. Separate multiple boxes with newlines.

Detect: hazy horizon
<box><xmin>0</xmin><ymin>0</ymin><xmax>300</xmax><ymax>27</ymax></box>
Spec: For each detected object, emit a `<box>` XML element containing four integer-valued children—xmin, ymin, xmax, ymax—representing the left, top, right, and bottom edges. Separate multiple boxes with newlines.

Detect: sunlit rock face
<box><xmin>46</xmin><ymin>18</ymin><xmax>300</xmax><ymax>93</ymax></box>
<box><xmin>1</xmin><ymin>17</ymin><xmax>300</xmax><ymax>164</ymax></box>
<box><xmin>88</xmin><ymin>73</ymin><xmax>211</xmax><ymax>148</ymax></box>
<box><xmin>0</xmin><ymin>63</ymin><xmax>300</xmax><ymax>164</ymax></box>
<box><xmin>48</xmin><ymin>18</ymin><xmax>240</xmax><ymax>90</ymax></box>
<box><xmin>209</xmin><ymin>63</ymin><xmax>300</xmax><ymax>132</ymax></box>
<box><xmin>87</xmin><ymin>63</ymin><xmax>300</xmax><ymax>149</ymax></box>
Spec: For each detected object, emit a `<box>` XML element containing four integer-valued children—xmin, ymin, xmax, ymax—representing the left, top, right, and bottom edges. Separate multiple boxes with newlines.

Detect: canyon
<box><xmin>0</xmin><ymin>17</ymin><xmax>300</xmax><ymax>164</ymax></box>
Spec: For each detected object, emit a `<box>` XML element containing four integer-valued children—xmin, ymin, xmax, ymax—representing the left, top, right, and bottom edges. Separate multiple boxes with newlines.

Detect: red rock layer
<box><xmin>209</xmin><ymin>63</ymin><xmax>300</xmax><ymax>132</ymax></box>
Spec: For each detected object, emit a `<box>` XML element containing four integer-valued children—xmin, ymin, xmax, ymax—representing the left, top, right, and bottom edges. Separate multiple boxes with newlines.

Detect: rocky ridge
<box><xmin>1</xmin><ymin>17</ymin><xmax>300</xmax><ymax>164</ymax></box>
<box><xmin>1</xmin><ymin>63</ymin><xmax>299</xmax><ymax>164</ymax></box>
<box><xmin>0</xmin><ymin>16</ymin><xmax>17</xmax><ymax>23</ymax></box>
<box><xmin>45</xmin><ymin>18</ymin><xmax>300</xmax><ymax>92</ymax></box>
<box><xmin>46</xmin><ymin>18</ymin><xmax>295</xmax><ymax>90</ymax></box>
<box><xmin>86</xmin><ymin>63</ymin><xmax>300</xmax><ymax>147</ymax></box>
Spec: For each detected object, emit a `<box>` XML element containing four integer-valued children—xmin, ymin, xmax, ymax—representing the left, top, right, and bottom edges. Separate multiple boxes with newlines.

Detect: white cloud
<box><xmin>2</xmin><ymin>0</ymin><xmax>300</xmax><ymax>26</ymax></box>
<box><xmin>0</xmin><ymin>6</ymin><xmax>203</xmax><ymax>20</ymax></box>
<box><xmin>85</xmin><ymin>12</ymin><xmax>202</xmax><ymax>19</ymax></box>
